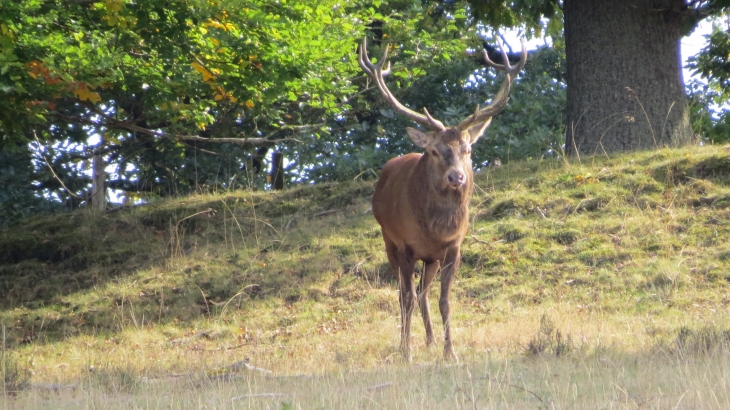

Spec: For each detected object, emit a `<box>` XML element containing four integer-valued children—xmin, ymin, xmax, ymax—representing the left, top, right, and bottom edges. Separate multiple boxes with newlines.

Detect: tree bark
<box><xmin>564</xmin><ymin>0</ymin><xmax>692</xmax><ymax>156</ymax></box>
<box><xmin>91</xmin><ymin>150</ymin><xmax>106</xmax><ymax>211</ymax></box>
<box><xmin>270</xmin><ymin>151</ymin><xmax>285</xmax><ymax>190</ymax></box>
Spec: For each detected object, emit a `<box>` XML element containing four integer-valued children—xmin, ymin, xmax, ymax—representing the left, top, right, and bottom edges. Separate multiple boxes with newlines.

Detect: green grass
<box><xmin>3</xmin><ymin>146</ymin><xmax>730</xmax><ymax>407</ymax></box>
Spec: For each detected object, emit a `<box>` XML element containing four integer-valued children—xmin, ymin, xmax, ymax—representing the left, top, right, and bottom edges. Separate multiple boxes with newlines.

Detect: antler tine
<box><xmin>422</xmin><ymin>108</ymin><xmax>441</xmax><ymax>128</ymax></box>
<box><xmin>358</xmin><ymin>37</ymin><xmax>391</xmax><ymax>75</ymax></box>
<box><xmin>359</xmin><ymin>37</ymin><xmax>445</xmax><ymax>132</ymax></box>
<box><xmin>457</xmin><ymin>38</ymin><xmax>527</xmax><ymax>130</ymax></box>
<box><xmin>377</xmin><ymin>42</ymin><xmax>392</xmax><ymax>75</ymax></box>
<box><xmin>482</xmin><ymin>38</ymin><xmax>527</xmax><ymax>76</ymax></box>
<box><xmin>357</xmin><ymin>38</ymin><xmax>375</xmax><ymax>77</ymax></box>
<box><xmin>457</xmin><ymin>75</ymin><xmax>513</xmax><ymax>130</ymax></box>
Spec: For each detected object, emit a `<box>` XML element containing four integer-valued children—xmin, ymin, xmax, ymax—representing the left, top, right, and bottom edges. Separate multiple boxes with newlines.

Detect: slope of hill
<box><xmin>3</xmin><ymin>146</ymin><xmax>730</xmax><ymax>407</ymax></box>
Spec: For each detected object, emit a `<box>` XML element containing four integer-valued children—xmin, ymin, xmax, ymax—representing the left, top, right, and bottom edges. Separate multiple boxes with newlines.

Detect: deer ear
<box><xmin>466</xmin><ymin>118</ymin><xmax>493</xmax><ymax>144</ymax></box>
<box><xmin>406</xmin><ymin>127</ymin><xmax>433</xmax><ymax>148</ymax></box>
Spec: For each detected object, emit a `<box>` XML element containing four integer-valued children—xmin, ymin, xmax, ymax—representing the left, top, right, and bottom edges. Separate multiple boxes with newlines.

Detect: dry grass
<box><xmin>3</xmin><ymin>145</ymin><xmax>730</xmax><ymax>407</ymax></box>
<box><xmin>10</xmin><ymin>348</ymin><xmax>730</xmax><ymax>408</ymax></box>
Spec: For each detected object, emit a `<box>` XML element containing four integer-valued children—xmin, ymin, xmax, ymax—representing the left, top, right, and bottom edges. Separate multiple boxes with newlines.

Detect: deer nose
<box><xmin>446</xmin><ymin>170</ymin><xmax>466</xmax><ymax>187</ymax></box>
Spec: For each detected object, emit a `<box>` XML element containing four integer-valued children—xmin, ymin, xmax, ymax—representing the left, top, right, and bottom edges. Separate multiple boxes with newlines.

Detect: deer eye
<box><xmin>430</xmin><ymin>149</ymin><xmax>439</xmax><ymax>157</ymax></box>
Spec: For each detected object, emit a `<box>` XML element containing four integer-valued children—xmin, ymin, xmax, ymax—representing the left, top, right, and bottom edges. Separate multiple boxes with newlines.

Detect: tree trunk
<box><xmin>270</xmin><ymin>151</ymin><xmax>285</xmax><ymax>190</ymax></box>
<box><xmin>564</xmin><ymin>0</ymin><xmax>691</xmax><ymax>156</ymax></box>
<box><xmin>91</xmin><ymin>150</ymin><xmax>106</xmax><ymax>211</ymax></box>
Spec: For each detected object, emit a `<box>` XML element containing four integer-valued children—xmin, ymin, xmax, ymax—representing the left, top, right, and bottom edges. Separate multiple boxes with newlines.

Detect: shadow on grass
<box><xmin>0</xmin><ymin>181</ymin><xmax>378</xmax><ymax>346</ymax></box>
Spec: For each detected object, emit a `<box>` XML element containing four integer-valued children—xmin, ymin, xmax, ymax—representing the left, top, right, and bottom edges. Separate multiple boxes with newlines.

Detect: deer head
<box><xmin>358</xmin><ymin>37</ymin><xmax>527</xmax><ymax>191</ymax></box>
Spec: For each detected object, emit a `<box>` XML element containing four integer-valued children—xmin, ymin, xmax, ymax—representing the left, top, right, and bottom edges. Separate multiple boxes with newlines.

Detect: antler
<box><xmin>358</xmin><ymin>38</ymin><xmax>446</xmax><ymax>132</ymax></box>
<box><xmin>457</xmin><ymin>38</ymin><xmax>528</xmax><ymax>131</ymax></box>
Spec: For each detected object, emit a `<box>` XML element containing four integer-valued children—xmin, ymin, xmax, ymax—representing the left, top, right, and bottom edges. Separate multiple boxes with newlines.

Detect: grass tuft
<box><xmin>674</xmin><ymin>325</ymin><xmax>730</xmax><ymax>355</ymax></box>
<box><xmin>524</xmin><ymin>314</ymin><xmax>573</xmax><ymax>357</ymax></box>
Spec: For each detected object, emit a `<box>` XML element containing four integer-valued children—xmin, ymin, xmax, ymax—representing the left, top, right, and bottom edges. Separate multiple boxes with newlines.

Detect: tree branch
<box><xmin>32</xmin><ymin>132</ymin><xmax>84</xmax><ymax>199</ymax></box>
<box><xmin>51</xmin><ymin>112</ymin><xmax>309</xmax><ymax>146</ymax></box>
<box><xmin>177</xmin><ymin>140</ymin><xmax>221</xmax><ymax>155</ymax></box>
<box><xmin>677</xmin><ymin>1</ymin><xmax>717</xmax><ymax>36</ymax></box>
<box><xmin>175</xmin><ymin>134</ymin><xmax>303</xmax><ymax>146</ymax></box>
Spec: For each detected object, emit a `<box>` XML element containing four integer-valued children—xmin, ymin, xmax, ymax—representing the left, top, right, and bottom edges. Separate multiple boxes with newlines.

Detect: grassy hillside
<box><xmin>4</xmin><ymin>146</ymin><xmax>730</xmax><ymax>407</ymax></box>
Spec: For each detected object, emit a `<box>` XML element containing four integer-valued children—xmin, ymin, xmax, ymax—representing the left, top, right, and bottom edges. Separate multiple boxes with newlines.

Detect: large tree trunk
<box><xmin>564</xmin><ymin>0</ymin><xmax>692</xmax><ymax>156</ymax></box>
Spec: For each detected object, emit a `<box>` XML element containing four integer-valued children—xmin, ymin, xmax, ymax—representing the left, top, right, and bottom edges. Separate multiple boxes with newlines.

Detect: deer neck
<box><xmin>409</xmin><ymin>156</ymin><xmax>472</xmax><ymax>240</ymax></box>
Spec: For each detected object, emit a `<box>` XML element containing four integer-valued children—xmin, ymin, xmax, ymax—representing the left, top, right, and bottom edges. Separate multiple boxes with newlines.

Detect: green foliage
<box><xmin>687</xmin><ymin>24</ymin><xmax>730</xmax><ymax>143</ymax></box>
<box><xmin>478</xmin><ymin>45</ymin><xmax>566</xmax><ymax>163</ymax></box>
<box><xmin>6</xmin><ymin>0</ymin><xmax>569</xmax><ymax>207</ymax></box>
<box><xmin>0</xmin><ymin>146</ymin><xmax>63</xmax><ymax>227</ymax></box>
<box><xmin>686</xmin><ymin>16</ymin><xmax>730</xmax><ymax>141</ymax></box>
<box><xmin>1</xmin><ymin>0</ymin><xmax>363</xmax><ymax>137</ymax></box>
<box><xmin>465</xmin><ymin>0</ymin><xmax>563</xmax><ymax>38</ymax></box>
<box><xmin>0</xmin><ymin>0</ymin><xmax>368</xmax><ymax>204</ymax></box>
<box><xmin>690</xmin><ymin>24</ymin><xmax>730</xmax><ymax>100</ymax></box>
<box><xmin>297</xmin><ymin>37</ymin><xmax>567</xmax><ymax>182</ymax></box>
<box><xmin>0</xmin><ymin>0</ymin><xmax>569</xmax><ymax>214</ymax></box>
<box><xmin>2</xmin><ymin>0</ymin><xmax>729</xmax><ymax>221</ymax></box>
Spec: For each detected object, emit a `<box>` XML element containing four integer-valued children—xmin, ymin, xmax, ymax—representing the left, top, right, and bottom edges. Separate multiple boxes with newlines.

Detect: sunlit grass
<box><xmin>3</xmin><ymin>145</ymin><xmax>730</xmax><ymax>406</ymax></box>
<box><xmin>11</xmin><ymin>347</ymin><xmax>730</xmax><ymax>408</ymax></box>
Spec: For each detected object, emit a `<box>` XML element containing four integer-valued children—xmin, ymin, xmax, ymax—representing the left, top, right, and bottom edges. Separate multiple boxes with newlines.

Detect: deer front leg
<box><xmin>439</xmin><ymin>248</ymin><xmax>460</xmax><ymax>362</ymax></box>
<box><xmin>418</xmin><ymin>260</ymin><xmax>440</xmax><ymax>346</ymax></box>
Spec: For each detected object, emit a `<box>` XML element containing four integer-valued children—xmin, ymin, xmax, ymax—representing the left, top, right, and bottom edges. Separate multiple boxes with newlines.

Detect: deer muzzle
<box><xmin>445</xmin><ymin>168</ymin><xmax>466</xmax><ymax>188</ymax></box>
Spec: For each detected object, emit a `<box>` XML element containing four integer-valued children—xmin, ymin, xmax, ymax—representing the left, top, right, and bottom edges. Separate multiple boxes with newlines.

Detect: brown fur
<box><xmin>361</xmin><ymin>37</ymin><xmax>526</xmax><ymax>362</ymax></box>
<box><xmin>372</xmin><ymin>131</ymin><xmax>476</xmax><ymax>362</ymax></box>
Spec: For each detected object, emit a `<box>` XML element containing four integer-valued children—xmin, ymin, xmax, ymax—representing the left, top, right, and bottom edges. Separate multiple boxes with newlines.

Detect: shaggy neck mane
<box><xmin>409</xmin><ymin>158</ymin><xmax>473</xmax><ymax>239</ymax></box>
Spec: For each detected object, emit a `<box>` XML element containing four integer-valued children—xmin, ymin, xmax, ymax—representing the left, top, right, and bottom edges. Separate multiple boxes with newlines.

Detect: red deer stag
<box><xmin>359</xmin><ymin>38</ymin><xmax>526</xmax><ymax>362</ymax></box>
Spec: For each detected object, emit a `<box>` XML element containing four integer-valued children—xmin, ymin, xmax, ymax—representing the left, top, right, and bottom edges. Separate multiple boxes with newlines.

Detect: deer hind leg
<box><xmin>439</xmin><ymin>248</ymin><xmax>460</xmax><ymax>362</ymax></box>
<box><xmin>418</xmin><ymin>260</ymin><xmax>440</xmax><ymax>346</ymax></box>
<box><xmin>383</xmin><ymin>234</ymin><xmax>418</xmax><ymax>362</ymax></box>
<box><xmin>382</xmin><ymin>231</ymin><xmax>399</xmax><ymax>280</ymax></box>
<box><xmin>392</xmin><ymin>245</ymin><xmax>417</xmax><ymax>362</ymax></box>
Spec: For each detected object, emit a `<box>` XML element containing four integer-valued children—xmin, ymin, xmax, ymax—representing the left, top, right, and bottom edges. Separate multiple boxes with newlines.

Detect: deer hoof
<box><xmin>443</xmin><ymin>347</ymin><xmax>459</xmax><ymax>362</ymax></box>
<box><xmin>400</xmin><ymin>345</ymin><xmax>412</xmax><ymax>363</ymax></box>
